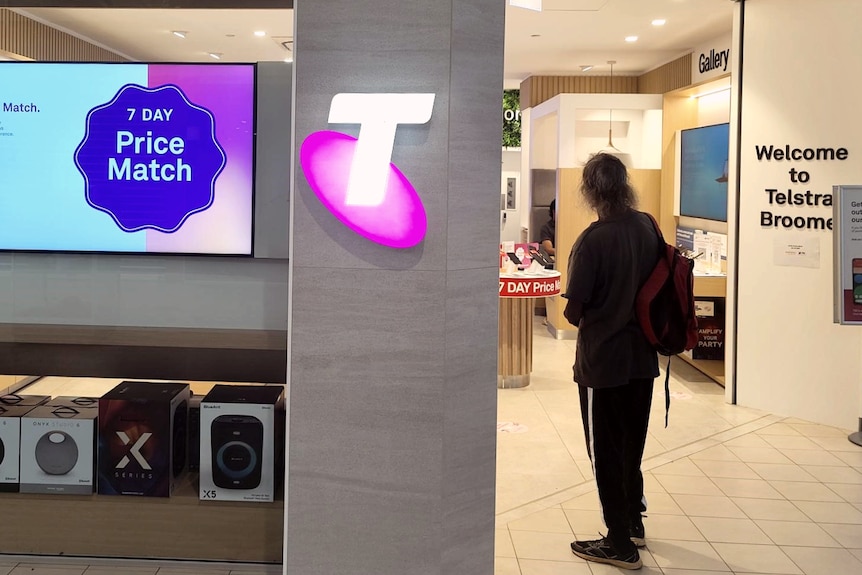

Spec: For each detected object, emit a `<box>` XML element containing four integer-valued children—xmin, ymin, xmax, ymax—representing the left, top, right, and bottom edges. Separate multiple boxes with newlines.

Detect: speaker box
<box><xmin>188</xmin><ymin>395</ymin><xmax>202</xmax><ymax>472</ymax></box>
<box><xmin>0</xmin><ymin>403</ymin><xmax>41</xmax><ymax>492</ymax></box>
<box><xmin>97</xmin><ymin>381</ymin><xmax>190</xmax><ymax>497</ymax></box>
<box><xmin>19</xmin><ymin>404</ymin><xmax>97</xmax><ymax>494</ymax></box>
<box><xmin>200</xmin><ymin>384</ymin><xmax>284</xmax><ymax>502</ymax></box>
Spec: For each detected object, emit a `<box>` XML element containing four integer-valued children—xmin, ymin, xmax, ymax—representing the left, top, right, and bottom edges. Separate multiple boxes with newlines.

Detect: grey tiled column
<box><xmin>287</xmin><ymin>1</ymin><xmax>504</xmax><ymax>574</ymax></box>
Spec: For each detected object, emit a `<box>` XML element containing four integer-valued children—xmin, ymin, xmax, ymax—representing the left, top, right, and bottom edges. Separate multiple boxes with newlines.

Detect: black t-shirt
<box><xmin>565</xmin><ymin>209</ymin><xmax>660</xmax><ymax>388</ymax></box>
<box><xmin>539</xmin><ymin>219</ymin><xmax>555</xmax><ymax>246</ymax></box>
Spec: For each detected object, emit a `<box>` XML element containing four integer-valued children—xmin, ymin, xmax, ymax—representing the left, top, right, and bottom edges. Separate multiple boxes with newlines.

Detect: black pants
<box><xmin>578</xmin><ymin>378</ymin><xmax>653</xmax><ymax>550</ymax></box>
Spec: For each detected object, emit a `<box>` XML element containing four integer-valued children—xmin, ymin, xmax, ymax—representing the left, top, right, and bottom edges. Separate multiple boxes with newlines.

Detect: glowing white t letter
<box><xmin>328</xmin><ymin>93</ymin><xmax>435</xmax><ymax>206</ymax></box>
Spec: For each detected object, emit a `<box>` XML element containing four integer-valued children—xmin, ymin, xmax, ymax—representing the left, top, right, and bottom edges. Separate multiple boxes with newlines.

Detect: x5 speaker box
<box><xmin>98</xmin><ymin>381</ymin><xmax>190</xmax><ymax>497</ymax></box>
<box><xmin>200</xmin><ymin>384</ymin><xmax>284</xmax><ymax>502</ymax></box>
<box><xmin>1</xmin><ymin>403</ymin><xmax>44</xmax><ymax>492</ymax></box>
<box><xmin>19</xmin><ymin>404</ymin><xmax>98</xmax><ymax>494</ymax></box>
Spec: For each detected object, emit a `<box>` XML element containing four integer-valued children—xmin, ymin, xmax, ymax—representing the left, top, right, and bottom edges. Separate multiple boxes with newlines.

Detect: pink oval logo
<box><xmin>300</xmin><ymin>130</ymin><xmax>427</xmax><ymax>249</ymax></box>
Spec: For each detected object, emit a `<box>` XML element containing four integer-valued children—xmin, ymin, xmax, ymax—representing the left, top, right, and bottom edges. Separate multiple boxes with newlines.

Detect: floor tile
<box><xmin>587</xmin><ymin>564</ymin><xmax>661</xmax><ymax>575</ymax></box>
<box><xmin>0</xmin><ymin>566</ymin><xmax>13</xmax><ymax>575</ymax></box>
<box><xmin>852</xmin><ymin>549</ymin><xmax>862</xmax><ymax>562</ymax></box>
<box><xmin>748</xmin><ymin>462</ymin><xmax>818</xmax><ymax>482</ymax></box>
<box><xmin>711</xmin><ymin>477</ymin><xmax>783</xmax><ymax>499</ymax></box>
<box><xmin>494</xmin><ymin>557</ymin><xmax>521</xmax><ymax>575</ymax></box>
<box><xmin>727</xmin><ymin>446</ymin><xmax>793</xmax><ymax>465</ymax></box>
<box><xmin>692</xmin><ymin>459</ymin><xmax>761</xmax><ymax>480</ymax></box>
<box><xmin>10</xmin><ymin>566</ymin><xmax>86</xmax><ymax>575</ymax></box>
<box><xmin>780</xmin><ymin>546</ymin><xmax>862</xmax><ymax>575</ymax></box>
<box><xmin>642</xmin><ymin>514</ymin><xmax>704</xmax><ymax>542</ymax></box>
<box><xmin>651</xmin><ymin>459</ymin><xmax>706</xmax><ymax>477</ymax></box>
<box><xmin>642</xmin><ymin>492</ymin><xmax>686</xmax><ymax>515</ymax></box>
<box><xmin>689</xmin><ymin>445</ymin><xmax>741</xmax><ymax>462</ymax></box>
<box><xmin>518</xmin><ymin>559</ymin><xmax>591</xmax><ymax>575</ymax></box>
<box><xmin>155</xmin><ymin>570</ymin><xmax>230</xmax><ymax>575</ymax></box>
<box><xmin>779</xmin><ymin>448</ymin><xmax>846</xmax><ymax>466</ymax></box>
<box><xmin>509</xmin><ymin>530</ymin><xmax>580</xmax><ymax>562</ymax></box>
<box><xmin>794</xmin><ymin>500</ymin><xmax>862</xmax><ymax>524</ymax></box>
<box><xmin>84</xmin><ymin>569</ymin><xmax>157</xmax><ymax>575</ymax></box>
<box><xmin>647</xmin><ymin>540</ymin><xmax>730</xmax><ymax>571</ymax></box>
<box><xmin>688</xmin><ymin>516</ymin><xmax>771</xmax><ymax>544</ymax></box>
<box><xmin>756</xmin><ymin>423</ymin><xmax>803</xmax><ymax>436</ymax></box>
<box><xmin>560</xmin><ymin>492</ymin><xmax>600</xmax><ymax>511</ymax></box>
<box><xmin>725</xmin><ymin>434</ymin><xmax>772</xmax><ymax>448</ymax></box>
<box><xmin>642</xmin><ymin>472</ymin><xmax>667</xmax><ymax>493</ymax></box>
<box><xmin>496</xmin><ymin>528</ymin><xmax>516</xmax><ymax>558</ymax></box>
<box><xmin>768</xmin><ymin>479</ymin><xmax>844</xmax><ymax>502</ymax></box>
<box><xmin>820</xmin><ymin>522</ymin><xmax>862</xmax><ymax>547</ymax></box>
<box><xmin>808</xmin><ymin>435</ymin><xmax>862</xmax><ymax>452</ymax></box>
<box><xmin>508</xmin><ymin>507</ymin><xmax>574</xmax><ymax>534</ymax></box>
<box><xmin>654</xmin><ymin>474</ymin><xmax>723</xmax><ymax>496</ymax></box>
<box><xmin>711</xmin><ymin>543</ymin><xmax>801</xmax><ymax>574</ymax></box>
<box><xmin>834</xmin><ymin>450</ymin><xmax>862</xmax><ymax>467</ymax></box>
<box><xmin>827</xmin><ymin>482</ymin><xmax>862</xmax><ymax>503</ymax></box>
<box><xmin>788</xmin><ymin>423</ymin><xmax>851</xmax><ymax>438</ymax></box>
<box><xmin>562</xmin><ymin>509</ymin><xmax>605</xmax><ymax>536</ymax></box>
<box><xmin>754</xmin><ymin>519</ymin><xmax>841</xmax><ymax>547</ymax></box>
<box><xmin>800</xmin><ymin>465</ymin><xmax>862</xmax><ymax>484</ymax></box>
<box><xmin>671</xmin><ymin>494</ymin><xmax>747</xmax><ymax>518</ymax></box>
<box><xmin>730</xmin><ymin>497</ymin><xmax>810</xmax><ymax>522</ymax></box>
<box><xmin>760</xmin><ymin>434</ymin><xmax>821</xmax><ymax>450</ymax></box>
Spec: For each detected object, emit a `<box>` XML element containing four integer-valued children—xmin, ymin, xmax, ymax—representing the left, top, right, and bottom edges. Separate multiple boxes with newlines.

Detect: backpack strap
<box><xmin>664</xmin><ymin>355</ymin><xmax>671</xmax><ymax>428</ymax></box>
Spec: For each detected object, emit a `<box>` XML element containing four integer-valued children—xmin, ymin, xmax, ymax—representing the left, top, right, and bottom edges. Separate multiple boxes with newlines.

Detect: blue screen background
<box><xmin>679</xmin><ymin>123</ymin><xmax>730</xmax><ymax>222</ymax></box>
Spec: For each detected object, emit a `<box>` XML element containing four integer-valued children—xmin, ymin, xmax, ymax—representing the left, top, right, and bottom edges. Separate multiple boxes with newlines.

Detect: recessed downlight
<box><xmin>209</xmin><ymin>52</ymin><xmax>222</xmax><ymax>60</ymax></box>
<box><xmin>254</xmin><ymin>30</ymin><xmax>266</xmax><ymax>37</ymax></box>
<box><xmin>651</xmin><ymin>19</ymin><xmax>666</xmax><ymax>26</ymax></box>
<box><xmin>579</xmin><ymin>65</ymin><xmax>594</xmax><ymax>72</ymax></box>
<box><xmin>625</xmin><ymin>35</ymin><xmax>639</xmax><ymax>43</ymax></box>
<box><xmin>172</xmin><ymin>31</ymin><xmax>187</xmax><ymax>39</ymax></box>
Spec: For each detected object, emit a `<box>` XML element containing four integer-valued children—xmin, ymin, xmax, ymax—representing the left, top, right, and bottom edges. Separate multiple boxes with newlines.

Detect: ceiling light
<box><xmin>625</xmin><ymin>36</ymin><xmax>639</xmax><ymax>43</ymax></box>
<box><xmin>208</xmin><ymin>52</ymin><xmax>222</xmax><ymax>60</ymax></box>
<box><xmin>580</xmin><ymin>65</ymin><xmax>594</xmax><ymax>72</ymax></box>
<box><xmin>651</xmin><ymin>19</ymin><xmax>666</xmax><ymax>26</ymax></box>
<box><xmin>254</xmin><ymin>30</ymin><xmax>266</xmax><ymax>37</ymax></box>
<box><xmin>172</xmin><ymin>31</ymin><xmax>187</xmax><ymax>39</ymax></box>
<box><xmin>594</xmin><ymin>60</ymin><xmax>633</xmax><ymax>168</ymax></box>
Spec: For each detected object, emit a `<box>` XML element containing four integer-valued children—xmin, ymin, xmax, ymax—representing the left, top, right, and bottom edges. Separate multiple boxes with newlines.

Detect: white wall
<box><xmin>733</xmin><ymin>0</ymin><xmax>862</xmax><ymax>429</ymax></box>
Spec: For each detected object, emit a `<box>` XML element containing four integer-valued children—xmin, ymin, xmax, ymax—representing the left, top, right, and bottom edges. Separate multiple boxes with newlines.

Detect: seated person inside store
<box><xmin>539</xmin><ymin>199</ymin><xmax>556</xmax><ymax>261</ymax></box>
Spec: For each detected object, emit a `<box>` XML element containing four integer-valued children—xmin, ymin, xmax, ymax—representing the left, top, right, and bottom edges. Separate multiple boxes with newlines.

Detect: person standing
<box><xmin>563</xmin><ymin>153</ymin><xmax>660</xmax><ymax>570</ymax></box>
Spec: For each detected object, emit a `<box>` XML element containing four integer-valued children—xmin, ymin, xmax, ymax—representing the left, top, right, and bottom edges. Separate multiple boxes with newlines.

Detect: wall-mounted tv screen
<box><xmin>0</xmin><ymin>62</ymin><xmax>254</xmax><ymax>255</ymax></box>
<box><xmin>679</xmin><ymin>122</ymin><xmax>729</xmax><ymax>222</ymax></box>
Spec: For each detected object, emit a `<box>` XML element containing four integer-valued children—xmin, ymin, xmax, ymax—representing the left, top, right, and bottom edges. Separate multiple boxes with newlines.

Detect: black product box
<box><xmin>188</xmin><ymin>395</ymin><xmax>202</xmax><ymax>472</ymax></box>
<box><xmin>200</xmin><ymin>385</ymin><xmax>284</xmax><ymax>503</ymax></box>
<box><xmin>1</xmin><ymin>394</ymin><xmax>51</xmax><ymax>408</ymax></box>
<box><xmin>19</xmin><ymin>404</ymin><xmax>98</xmax><ymax>494</ymax></box>
<box><xmin>0</xmin><ymin>404</ymin><xmax>40</xmax><ymax>492</ymax></box>
<box><xmin>693</xmin><ymin>297</ymin><xmax>726</xmax><ymax>361</ymax></box>
<box><xmin>98</xmin><ymin>381</ymin><xmax>190</xmax><ymax>497</ymax></box>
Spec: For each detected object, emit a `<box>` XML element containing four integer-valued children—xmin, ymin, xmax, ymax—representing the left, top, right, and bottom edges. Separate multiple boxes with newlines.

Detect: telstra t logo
<box><xmin>300</xmin><ymin>93</ymin><xmax>435</xmax><ymax>249</ymax></box>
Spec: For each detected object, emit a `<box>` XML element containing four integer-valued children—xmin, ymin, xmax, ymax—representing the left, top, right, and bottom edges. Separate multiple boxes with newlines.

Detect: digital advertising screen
<box><xmin>0</xmin><ymin>63</ymin><xmax>255</xmax><ymax>255</ymax></box>
<box><xmin>679</xmin><ymin>122</ymin><xmax>730</xmax><ymax>222</ymax></box>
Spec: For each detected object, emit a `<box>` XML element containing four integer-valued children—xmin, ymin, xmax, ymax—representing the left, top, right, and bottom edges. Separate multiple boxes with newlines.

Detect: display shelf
<box><xmin>0</xmin><ymin>473</ymin><xmax>284</xmax><ymax>562</ymax></box>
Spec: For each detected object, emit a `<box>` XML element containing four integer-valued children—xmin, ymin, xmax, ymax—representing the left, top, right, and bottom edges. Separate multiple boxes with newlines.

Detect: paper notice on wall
<box><xmin>773</xmin><ymin>236</ymin><xmax>820</xmax><ymax>268</ymax></box>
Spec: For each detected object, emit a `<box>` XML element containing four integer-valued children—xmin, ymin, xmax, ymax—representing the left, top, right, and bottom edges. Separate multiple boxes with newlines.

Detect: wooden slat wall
<box><xmin>0</xmin><ymin>8</ymin><xmax>125</xmax><ymax>61</ymax></box>
<box><xmin>520</xmin><ymin>54</ymin><xmax>694</xmax><ymax>108</ymax></box>
<box><xmin>639</xmin><ymin>53</ymin><xmax>692</xmax><ymax>95</ymax></box>
<box><xmin>520</xmin><ymin>75</ymin><xmax>639</xmax><ymax>108</ymax></box>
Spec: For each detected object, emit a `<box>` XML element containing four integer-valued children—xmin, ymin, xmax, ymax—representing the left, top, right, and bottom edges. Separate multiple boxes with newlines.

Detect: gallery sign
<box><xmin>691</xmin><ymin>34</ymin><xmax>732</xmax><ymax>84</ymax></box>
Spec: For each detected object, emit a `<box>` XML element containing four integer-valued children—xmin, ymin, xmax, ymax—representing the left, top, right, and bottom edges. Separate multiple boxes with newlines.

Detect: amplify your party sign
<box><xmin>75</xmin><ymin>84</ymin><xmax>226</xmax><ymax>233</ymax></box>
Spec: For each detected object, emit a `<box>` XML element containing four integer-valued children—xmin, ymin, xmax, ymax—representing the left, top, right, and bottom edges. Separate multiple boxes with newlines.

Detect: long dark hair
<box><xmin>579</xmin><ymin>153</ymin><xmax>637</xmax><ymax>218</ymax></box>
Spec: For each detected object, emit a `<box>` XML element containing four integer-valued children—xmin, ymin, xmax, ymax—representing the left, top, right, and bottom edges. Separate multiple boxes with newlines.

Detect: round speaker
<box><xmin>0</xmin><ymin>436</ymin><xmax>5</xmax><ymax>467</ymax></box>
<box><xmin>215</xmin><ymin>440</ymin><xmax>257</xmax><ymax>480</ymax></box>
<box><xmin>35</xmin><ymin>431</ymin><xmax>79</xmax><ymax>475</ymax></box>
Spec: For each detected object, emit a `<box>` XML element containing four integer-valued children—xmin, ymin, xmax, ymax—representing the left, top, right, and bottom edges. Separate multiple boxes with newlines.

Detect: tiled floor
<box><xmin>4</xmin><ymin>319</ymin><xmax>862</xmax><ymax>573</ymax></box>
<box><xmin>495</xmin><ymin>318</ymin><xmax>862</xmax><ymax>574</ymax></box>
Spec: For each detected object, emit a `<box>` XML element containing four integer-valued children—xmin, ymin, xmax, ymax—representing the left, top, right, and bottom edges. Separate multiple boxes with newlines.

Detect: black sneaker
<box><xmin>570</xmin><ymin>537</ymin><xmax>642</xmax><ymax>570</ymax></box>
<box><xmin>630</xmin><ymin>517</ymin><xmax>646</xmax><ymax>548</ymax></box>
